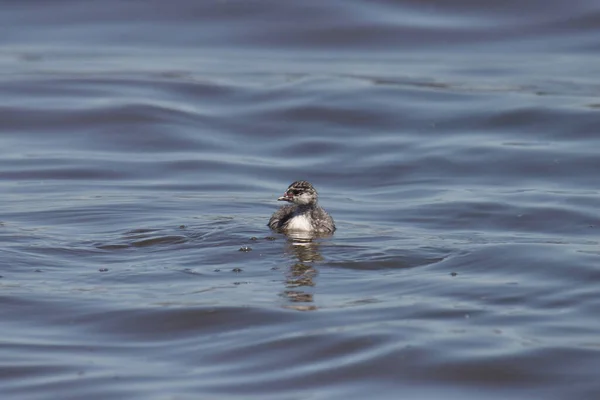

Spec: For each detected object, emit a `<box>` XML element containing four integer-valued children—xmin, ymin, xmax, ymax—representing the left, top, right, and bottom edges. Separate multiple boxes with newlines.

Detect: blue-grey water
<box><xmin>2</xmin><ymin>1</ymin><xmax>600</xmax><ymax>399</ymax></box>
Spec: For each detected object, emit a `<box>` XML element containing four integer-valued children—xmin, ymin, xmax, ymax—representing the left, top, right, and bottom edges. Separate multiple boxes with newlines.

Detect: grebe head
<box><xmin>277</xmin><ymin>180</ymin><xmax>318</xmax><ymax>206</ymax></box>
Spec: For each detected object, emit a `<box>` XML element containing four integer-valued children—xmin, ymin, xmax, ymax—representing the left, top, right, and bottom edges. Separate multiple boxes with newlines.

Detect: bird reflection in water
<box><xmin>281</xmin><ymin>231</ymin><xmax>330</xmax><ymax>311</ymax></box>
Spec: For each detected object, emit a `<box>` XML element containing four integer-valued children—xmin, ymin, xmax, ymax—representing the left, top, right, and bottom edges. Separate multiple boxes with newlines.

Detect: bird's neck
<box><xmin>296</xmin><ymin>202</ymin><xmax>317</xmax><ymax>212</ymax></box>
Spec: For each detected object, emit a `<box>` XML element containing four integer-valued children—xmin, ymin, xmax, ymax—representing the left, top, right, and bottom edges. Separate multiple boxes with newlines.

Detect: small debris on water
<box><xmin>34</xmin><ymin>269</ymin><xmax>42</xmax><ymax>273</ymax></box>
<box><xmin>99</xmin><ymin>268</ymin><xmax>109</xmax><ymax>272</ymax></box>
<box><xmin>250</xmin><ymin>237</ymin><xmax>258</xmax><ymax>241</ymax></box>
<box><xmin>265</xmin><ymin>236</ymin><xmax>276</xmax><ymax>241</ymax></box>
<box><xmin>232</xmin><ymin>268</ymin><xmax>243</xmax><ymax>273</ymax></box>
<box><xmin>239</xmin><ymin>246</ymin><xmax>252</xmax><ymax>252</ymax></box>
<box><xmin>214</xmin><ymin>269</ymin><xmax>221</xmax><ymax>272</ymax></box>
<box><xmin>179</xmin><ymin>225</ymin><xmax>186</xmax><ymax>229</ymax></box>
<box><xmin>450</xmin><ymin>272</ymin><xmax>458</xmax><ymax>277</ymax></box>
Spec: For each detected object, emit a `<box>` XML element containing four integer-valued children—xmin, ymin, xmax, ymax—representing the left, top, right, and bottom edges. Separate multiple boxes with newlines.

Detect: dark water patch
<box><xmin>130</xmin><ymin>235</ymin><xmax>188</xmax><ymax>248</ymax></box>
<box><xmin>67</xmin><ymin>306</ymin><xmax>304</xmax><ymax>340</ymax></box>
<box><xmin>96</xmin><ymin>244</ymin><xmax>131</xmax><ymax>251</ymax></box>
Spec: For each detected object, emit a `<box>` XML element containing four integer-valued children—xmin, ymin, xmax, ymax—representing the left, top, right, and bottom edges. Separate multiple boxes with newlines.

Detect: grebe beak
<box><xmin>277</xmin><ymin>191</ymin><xmax>293</xmax><ymax>202</ymax></box>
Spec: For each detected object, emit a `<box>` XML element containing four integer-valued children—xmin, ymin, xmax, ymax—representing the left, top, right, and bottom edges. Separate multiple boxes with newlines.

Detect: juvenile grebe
<box><xmin>268</xmin><ymin>181</ymin><xmax>336</xmax><ymax>233</ymax></box>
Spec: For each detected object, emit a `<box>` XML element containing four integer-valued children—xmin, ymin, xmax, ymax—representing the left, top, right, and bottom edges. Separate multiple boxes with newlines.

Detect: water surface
<box><xmin>2</xmin><ymin>1</ymin><xmax>600</xmax><ymax>399</ymax></box>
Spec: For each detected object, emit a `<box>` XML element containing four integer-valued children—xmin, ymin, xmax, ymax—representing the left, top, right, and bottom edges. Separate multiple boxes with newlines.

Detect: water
<box><xmin>2</xmin><ymin>1</ymin><xmax>600</xmax><ymax>399</ymax></box>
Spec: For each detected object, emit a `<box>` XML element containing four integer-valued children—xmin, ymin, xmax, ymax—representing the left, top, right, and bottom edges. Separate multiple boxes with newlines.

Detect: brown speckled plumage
<box><xmin>268</xmin><ymin>181</ymin><xmax>336</xmax><ymax>233</ymax></box>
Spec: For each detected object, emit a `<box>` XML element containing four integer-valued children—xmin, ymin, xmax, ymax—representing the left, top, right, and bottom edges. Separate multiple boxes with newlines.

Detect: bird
<box><xmin>268</xmin><ymin>181</ymin><xmax>336</xmax><ymax>233</ymax></box>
